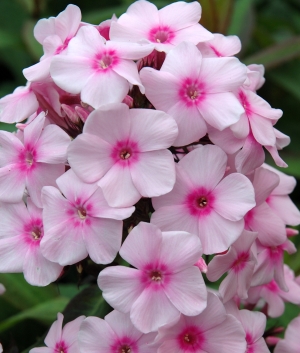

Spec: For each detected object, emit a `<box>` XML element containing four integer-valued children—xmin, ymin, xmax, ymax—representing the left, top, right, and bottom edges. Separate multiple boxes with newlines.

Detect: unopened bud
<box><xmin>122</xmin><ymin>95</ymin><xmax>134</xmax><ymax>108</ymax></box>
<box><xmin>265</xmin><ymin>336</ymin><xmax>281</xmax><ymax>346</ymax></box>
<box><xmin>286</xmin><ymin>228</ymin><xmax>298</xmax><ymax>237</ymax></box>
<box><xmin>194</xmin><ymin>257</ymin><xmax>208</xmax><ymax>273</ymax></box>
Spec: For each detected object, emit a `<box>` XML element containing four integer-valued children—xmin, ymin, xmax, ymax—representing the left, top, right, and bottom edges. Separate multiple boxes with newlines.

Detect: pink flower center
<box><xmin>148</xmin><ymin>26</ymin><xmax>175</xmax><ymax>43</ymax></box>
<box><xmin>55</xmin><ymin>341</ymin><xmax>68</xmax><ymax>353</ymax></box>
<box><xmin>93</xmin><ymin>50</ymin><xmax>119</xmax><ymax>72</ymax></box>
<box><xmin>120</xmin><ymin>149</ymin><xmax>132</xmax><ymax>160</ymax></box>
<box><xmin>24</xmin><ymin>219</ymin><xmax>44</xmax><ymax>244</ymax></box>
<box><xmin>18</xmin><ymin>147</ymin><xmax>37</xmax><ymax>171</ymax></box>
<box><xmin>77</xmin><ymin>206</ymin><xmax>87</xmax><ymax>220</ymax></box>
<box><xmin>232</xmin><ymin>252</ymin><xmax>249</xmax><ymax>272</ymax></box>
<box><xmin>141</xmin><ymin>263</ymin><xmax>170</xmax><ymax>289</ymax></box>
<box><xmin>185</xmin><ymin>188</ymin><xmax>214</xmax><ymax>217</ymax></box>
<box><xmin>31</xmin><ymin>225</ymin><xmax>43</xmax><ymax>240</ymax></box>
<box><xmin>119</xmin><ymin>345</ymin><xmax>131</xmax><ymax>353</ymax></box>
<box><xmin>177</xmin><ymin>326</ymin><xmax>204</xmax><ymax>351</ymax></box>
<box><xmin>150</xmin><ymin>270</ymin><xmax>162</xmax><ymax>282</ymax></box>
<box><xmin>110</xmin><ymin>336</ymin><xmax>137</xmax><ymax>353</ymax></box>
<box><xmin>179</xmin><ymin>79</ymin><xmax>205</xmax><ymax>107</ymax></box>
<box><xmin>111</xmin><ymin>140</ymin><xmax>139</xmax><ymax>165</ymax></box>
<box><xmin>25</xmin><ymin>151</ymin><xmax>34</xmax><ymax>166</ymax></box>
<box><xmin>238</xmin><ymin>90</ymin><xmax>252</xmax><ymax>116</ymax></box>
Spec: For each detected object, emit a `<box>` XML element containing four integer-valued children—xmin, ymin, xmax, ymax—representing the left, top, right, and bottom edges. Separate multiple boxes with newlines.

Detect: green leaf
<box><xmin>0</xmin><ymin>297</ymin><xmax>68</xmax><ymax>333</ymax></box>
<box><xmin>227</xmin><ymin>0</ymin><xmax>254</xmax><ymax>37</ymax></box>
<box><xmin>0</xmin><ymin>29</ymin><xmax>20</xmax><ymax>48</ymax></box>
<box><xmin>0</xmin><ymin>122</ymin><xmax>17</xmax><ymax>132</ymax></box>
<box><xmin>62</xmin><ymin>285</ymin><xmax>112</xmax><ymax>323</ymax></box>
<box><xmin>243</xmin><ymin>37</ymin><xmax>300</xmax><ymax>69</ymax></box>
<box><xmin>0</xmin><ymin>273</ymin><xmax>59</xmax><ymax>310</ymax></box>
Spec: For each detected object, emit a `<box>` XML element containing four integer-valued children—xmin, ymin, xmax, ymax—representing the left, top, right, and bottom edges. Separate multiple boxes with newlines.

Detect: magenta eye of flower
<box><xmin>99</xmin><ymin>55</ymin><xmax>112</xmax><ymax>69</ymax></box>
<box><xmin>183</xmin><ymin>333</ymin><xmax>196</xmax><ymax>344</ymax></box>
<box><xmin>119</xmin><ymin>345</ymin><xmax>131</xmax><ymax>353</ymax></box>
<box><xmin>154</xmin><ymin>30</ymin><xmax>169</xmax><ymax>43</ymax></box>
<box><xmin>149</xmin><ymin>26</ymin><xmax>174</xmax><ymax>44</ymax></box>
<box><xmin>77</xmin><ymin>207</ymin><xmax>87</xmax><ymax>220</ymax></box>
<box><xmin>197</xmin><ymin>196</ymin><xmax>208</xmax><ymax>208</ymax></box>
<box><xmin>120</xmin><ymin>149</ymin><xmax>131</xmax><ymax>160</ymax></box>
<box><xmin>31</xmin><ymin>226</ymin><xmax>42</xmax><ymax>240</ymax></box>
<box><xmin>150</xmin><ymin>270</ymin><xmax>162</xmax><ymax>282</ymax></box>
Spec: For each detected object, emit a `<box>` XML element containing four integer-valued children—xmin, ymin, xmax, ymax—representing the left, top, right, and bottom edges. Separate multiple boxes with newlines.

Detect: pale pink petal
<box><xmin>158</xmin><ymin>2</ymin><xmax>201</xmax><ymax>31</ymax></box>
<box><xmin>23</xmin><ymin>57</ymin><xmax>53</xmax><ymax>82</ymax></box>
<box><xmin>130</xmin><ymin>150</ymin><xmax>175</xmax><ymax>197</ymax></box>
<box><xmin>128</xmin><ymin>109</ymin><xmax>178</xmax><ymax>151</ymax></box>
<box><xmin>23</xmin><ymin>246</ymin><xmax>62</xmax><ymax>286</ymax></box>
<box><xmin>44</xmin><ymin>313</ymin><xmax>63</xmax><ymax>348</ymax></box>
<box><xmin>0</xmin><ymin>202</ymin><xmax>29</xmax><ymax>238</ymax></box>
<box><xmin>131</xmin><ymin>286</ymin><xmax>180</xmax><ymax>333</ymax></box>
<box><xmin>265</xmin><ymin>145</ymin><xmax>288</xmax><ymax>168</ymax></box>
<box><xmin>202</xmin><ymin>315</ymin><xmax>246</xmax><ymax>352</ymax></box>
<box><xmin>268</xmin><ymin>195</ymin><xmax>300</xmax><ymax>226</ymax></box>
<box><xmin>105</xmin><ymin>311</ymin><xmax>142</xmax><ymax>341</ymax></box>
<box><xmin>164</xmin><ymin>267</ymin><xmax>207</xmax><ymax>316</ymax></box>
<box><xmin>199</xmin><ymin>92</ymin><xmax>244</xmax><ymax>130</ymax></box>
<box><xmin>50</xmin><ymin>56</ymin><xmax>93</xmax><ymax>94</ymax></box>
<box><xmin>55</xmin><ymin>4</ymin><xmax>81</xmax><ymax>41</ymax></box>
<box><xmin>34</xmin><ymin>17</ymin><xmax>56</xmax><ymax>44</ymax></box>
<box><xmin>107</xmin><ymin>41</ymin><xmax>154</xmax><ymax>60</ymax></box>
<box><xmin>160</xmin><ymin>41</ymin><xmax>202</xmax><ymax>79</ymax></box>
<box><xmin>160</xmin><ymin>231</ymin><xmax>202</xmax><ymax>272</ymax></box>
<box><xmin>219</xmin><ymin>271</ymin><xmax>238</xmax><ymax>302</ymax></box>
<box><xmin>236</xmin><ymin>261</ymin><xmax>256</xmax><ymax>299</ymax></box>
<box><xmin>0</xmin><ymin>164</ymin><xmax>26</xmax><ymax>203</ymax></box>
<box><xmin>98</xmin><ymin>164</ymin><xmax>141</xmax><ymax>207</ymax></box>
<box><xmin>250</xmin><ymin>114</ymin><xmax>276</xmax><ymax>146</ymax></box>
<box><xmin>35</xmin><ymin>125</ymin><xmax>70</xmax><ymax>164</ymax></box>
<box><xmin>62</xmin><ymin>315</ymin><xmax>85</xmax><ymax>348</ymax></box>
<box><xmin>199</xmin><ymin>211</ymin><xmax>244</xmax><ymax>254</ymax></box>
<box><xmin>252</xmin><ymin>167</ymin><xmax>279</xmax><ymax>206</ymax></box>
<box><xmin>213</xmin><ymin>173</ymin><xmax>255</xmax><ymax>221</ymax></box>
<box><xmin>179</xmin><ymin>145</ymin><xmax>227</xmax><ymax>190</ymax></box>
<box><xmin>151</xmin><ymin>205</ymin><xmax>199</xmax><ymax>238</ymax></box>
<box><xmin>84</xmin><ymin>218</ymin><xmax>122</xmax><ymax>264</ymax></box>
<box><xmin>198</xmin><ymin>34</ymin><xmax>241</xmax><ymax>58</ymax></box>
<box><xmin>206</xmin><ymin>250</ymin><xmax>237</xmax><ymax>282</ymax></box>
<box><xmin>167</xmin><ymin>102</ymin><xmax>207</xmax><ymax>147</ymax></box>
<box><xmin>112</xmin><ymin>59</ymin><xmax>144</xmax><ymax>93</ymax></box>
<box><xmin>171</xmin><ymin>24</ymin><xmax>213</xmax><ymax>46</ymax></box>
<box><xmin>239</xmin><ymin>310</ymin><xmax>266</xmax><ymax>342</ymax></box>
<box><xmin>0</xmin><ymin>130</ymin><xmax>24</xmax><ymax>165</ymax></box>
<box><xmin>263</xmin><ymin>164</ymin><xmax>296</xmax><ymax>195</ymax></box>
<box><xmin>0</xmin><ymin>236</ymin><xmax>26</xmax><ymax>272</ymax></box>
<box><xmin>24</xmin><ymin>112</ymin><xmax>45</xmax><ymax>148</ymax></box>
<box><xmin>67</xmin><ymin>134</ymin><xmax>113</xmax><ymax>183</ymax></box>
<box><xmin>208</xmin><ymin>126</ymin><xmax>244</xmax><ymax>154</ymax></box>
<box><xmin>263</xmin><ymin>289</ymin><xmax>285</xmax><ymax>318</ymax></box>
<box><xmin>26</xmin><ymin>163</ymin><xmax>65</xmax><ymax>207</ymax></box>
<box><xmin>140</xmin><ymin>68</ymin><xmax>179</xmax><ymax>112</ymax></box>
<box><xmin>0</xmin><ymin>86</ymin><xmax>38</xmax><ymax>123</ymax></box>
<box><xmin>78</xmin><ymin>317</ymin><xmax>115</xmax><ymax>353</ymax></box>
<box><xmin>30</xmin><ymin>347</ymin><xmax>52</xmax><ymax>353</ymax></box>
<box><xmin>110</xmin><ymin>22</ymin><xmax>146</xmax><ymax>44</ymax></box>
<box><xmin>120</xmin><ymin>222</ymin><xmax>162</xmax><ymax>269</ymax></box>
<box><xmin>98</xmin><ymin>266</ymin><xmax>144</xmax><ymax>313</ymax></box>
<box><xmin>230</xmin><ymin>113</ymin><xmax>249</xmax><ymax>139</ymax></box>
<box><xmin>200</xmin><ymin>57</ymin><xmax>247</xmax><ymax>93</ymax></box>
<box><xmin>235</xmin><ymin>134</ymin><xmax>265</xmax><ymax>175</ymax></box>
<box><xmin>274</xmin><ymin>316</ymin><xmax>300</xmax><ymax>353</ymax></box>
<box><xmin>246</xmin><ymin>203</ymin><xmax>286</xmax><ymax>246</ymax></box>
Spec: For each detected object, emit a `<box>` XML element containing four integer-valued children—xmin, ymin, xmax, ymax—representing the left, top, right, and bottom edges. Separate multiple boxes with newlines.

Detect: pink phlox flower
<box><xmin>140</xmin><ymin>41</ymin><xmax>247</xmax><ymax>146</ymax></box>
<box><xmin>244</xmin><ymin>166</ymin><xmax>287</xmax><ymax>247</ymax></box>
<box><xmin>96</xmin><ymin>14</ymin><xmax>117</xmax><ymax>40</ymax></box>
<box><xmin>251</xmin><ymin>238</ymin><xmax>296</xmax><ymax>291</ymax></box>
<box><xmin>24</xmin><ymin>5</ymin><xmax>82</xmax><ymax>82</ymax></box>
<box><xmin>30</xmin><ymin>313</ymin><xmax>85</xmax><ymax>353</ymax></box>
<box><xmin>110</xmin><ymin>0</ymin><xmax>213</xmax><ymax>52</ymax></box>
<box><xmin>0</xmin><ymin>197</ymin><xmax>63</xmax><ymax>286</ymax></box>
<box><xmin>79</xmin><ymin>310</ymin><xmax>158</xmax><ymax>353</ymax></box>
<box><xmin>262</xmin><ymin>164</ymin><xmax>300</xmax><ymax>226</ymax></box>
<box><xmin>207</xmin><ymin>230</ymin><xmax>258</xmax><ymax>302</ymax></box>
<box><xmin>248</xmin><ymin>265</ymin><xmax>300</xmax><ymax>318</ymax></box>
<box><xmin>50</xmin><ymin>26</ymin><xmax>154</xmax><ymax>109</ymax></box>
<box><xmin>225</xmin><ymin>300</ymin><xmax>270</xmax><ymax>353</ymax></box>
<box><xmin>151</xmin><ymin>145</ymin><xmax>256</xmax><ymax>254</ymax></box>
<box><xmin>98</xmin><ymin>222</ymin><xmax>207</xmax><ymax>333</ymax></box>
<box><xmin>67</xmin><ymin>103</ymin><xmax>178</xmax><ymax>207</ymax></box>
<box><xmin>274</xmin><ymin>315</ymin><xmax>300</xmax><ymax>353</ymax></box>
<box><xmin>197</xmin><ymin>33</ymin><xmax>241</xmax><ymax>58</ymax></box>
<box><xmin>156</xmin><ymin>292</ymin><xmax>247</xmax><ymax>353</ymax></box>
<box><xmin>0</xmin><ymin>83</ymin><xmax>39</xmax><ymax>123</ymax></box>
<box><xmin>41</xmin><ymin>169</ymin><xmax>134</xmax><ymax>266</ymax></box>
<box><xmin>0</xmin><ymin>112</ymin><xmax>70</xmax><ymax>206</ymax></box>
<box><xmin>0</xmin><ymin>284</ymin><xmax>5</xmax><ymax>295</ymax></box>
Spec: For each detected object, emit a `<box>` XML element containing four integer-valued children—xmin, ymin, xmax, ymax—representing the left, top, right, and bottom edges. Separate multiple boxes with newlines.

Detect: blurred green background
<box><xmin>0</xmin><ymin>0</ymin><xmax>300</xmax><ymax>352</ymax></box>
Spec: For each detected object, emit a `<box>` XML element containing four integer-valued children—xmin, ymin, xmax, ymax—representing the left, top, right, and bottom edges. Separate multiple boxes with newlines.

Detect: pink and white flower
<box><xmin>156</xmin><ymin>292</ymin><xmax>246</xmax><ymax>353</ymax></box>
<box><xmin>110</xmin><ymin>0</ymin><xmax>213</xmax><ymax>52</ymax></box>
<box><xmin>207</xmin><ymin>230</ymin><xmax>257</xmax><ymax>302</ymax></box>
<box><xmin>41</xmin><ymin>169</ymin><xmax>134</xmax><ymax>266</ymax></box>
<box><xmin>30</xmin><ymin>313</ymin><xmax>85</xmax><ymax>353</ymax></box>
<box><xmin>68</xmin><ymin>103</ymin><xmax>178</xmax><ymax>207</ymax></box>
<box><xmin>140</xmin><ymin>41</ymin><xmax>247</xmax><ymax>146</ymax></box>
<box><xmin>24</xmin><ymin>4</ymin><xmax>82</xmax><ymax>82</ymax></box>
<box><xmin>98</xmin><ymin>222</ymin><xmax>207</xmax><ymax>333</ymax></box>
<box><xmin>50</xmin><ymin>26</ymin><xmax>154</xmax><ymax>109</ymax></box>
<box><xmin>79</xmin><ymin>310</ymin><xmax>158</xmax><ymax>353</ymax></box>
<box><xmin>0</xmin><ymin>112</ymin><xmax>70</xmax><ymax>206</ymax></box>
<box><xmin>151</xmin><ymin>145</ymin><xmax>256</xmax><ymax>254</ymax></box>
<box><xmin>0</xmin><ymin>198</ymin><xmax>63</xmax><ymax>286</ymax></box>
<box><xmin>274</xmin><ymin>315</ymin><xmax>300</xmax><ymax>353</ymax></box>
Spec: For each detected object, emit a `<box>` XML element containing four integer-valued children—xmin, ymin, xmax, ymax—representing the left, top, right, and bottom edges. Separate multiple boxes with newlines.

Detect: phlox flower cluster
<box><xmin>0</xmin><ymin>1</ymin><xmax>300</xmax><ymax>352</ymax></box>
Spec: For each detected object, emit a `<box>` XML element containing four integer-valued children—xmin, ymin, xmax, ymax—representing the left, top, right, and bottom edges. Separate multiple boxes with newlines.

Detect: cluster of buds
<box><xmin>0</xmin><ymin>1</ymin><xmax>300</xmax><ymax>352</ymax></box>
